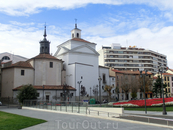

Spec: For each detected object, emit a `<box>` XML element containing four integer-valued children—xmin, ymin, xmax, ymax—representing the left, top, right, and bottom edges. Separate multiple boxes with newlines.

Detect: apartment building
<box><xmin>98</xmin><ymin>44</ymin><xmax>167</xmax><ymax>74</ymax></box>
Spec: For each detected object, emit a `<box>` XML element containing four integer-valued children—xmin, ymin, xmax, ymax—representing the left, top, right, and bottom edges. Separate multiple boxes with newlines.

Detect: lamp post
<box><xmin>159</xmin><ymin>66</ymin><xmax>167</xmax><ymax>115</ymax></box>
<box><xmin>43</xmin><ymin>85</ymin><xmax>44</xmax><ymax>101</ymax></box>
<box><xmin>90</xmin><ymin>87</ymin><xmax>92</xmax><ymax>99</ymax></box>
<box><xmin>140</xmin><ymin>70</ymin><xmax>148</xmax><ymax>114</ymax></box>
<box><xmin>98</xmin><ymin>76</ymin><xmax>102</xmax><ymax>106</ymax></box>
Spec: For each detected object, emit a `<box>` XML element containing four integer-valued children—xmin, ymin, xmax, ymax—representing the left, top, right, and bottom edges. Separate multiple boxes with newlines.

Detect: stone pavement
<box><xmin>0</xmin><ymin>107</ymin><xmax>173</xmax><ymax>130</ymax></box>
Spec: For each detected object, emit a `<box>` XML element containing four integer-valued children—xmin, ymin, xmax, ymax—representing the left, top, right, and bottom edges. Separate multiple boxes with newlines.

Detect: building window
<box><xmin>72</xmin><ymin>33</ymin><xmax>74</xmax><ymax>38</ymax></box>
<box><xmin>112</xmin><ymin>78</ymin><xmax>114</xmax><ymax>80</ymax></box>
<box><xmin>77</xmin><ymin>33</ymin><xmax>79</xmax><ymax>38</ymax></box>
<box><xmin>165</xmin><ymin>77</ymin><xmax>166</xmax><ymax>81</ymax></box>
<box><xmin>2</xmin><ymin>56</ymin><xmax>10</xmax><ymax>61</ymax></box>
<box><xmin>112</xmin><ymin>84</ymin><xmax>114</xmax><ymax>87</ymax></box>
<box><xmin>102</xmin><ymin>86</ymin><xmax>104</xmax><ymax>90</ymax></box>
<box><xmin>50</xmin><ymin>62</ymin><xmax>53</xmax><ymax>68</ymax></box>
<box><xmin>102</xmin><ymin>74</ymin><xmax>106</xmax><ymax>83</ymax></box>
<box><xmin>172</xmin><ymin>77</ymin><xmax>173</xmax><ymax>81</ymax></box>
<box><xmin>168</xmin><ymin>83</ymin><xmax>170</xmax><ymax>87</ymax></box>
<box><xmin>21</xmin><ymin>70</ymin><xmax>25</xmax><ymax>76</ymax></box>
<box><xmin>60</xmin><ymin>93</ymin><xmax>63</xmax><ymax>97</ymax></box>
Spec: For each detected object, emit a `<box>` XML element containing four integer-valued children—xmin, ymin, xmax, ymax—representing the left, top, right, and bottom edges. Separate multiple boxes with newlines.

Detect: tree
<box><xmin>81</xmin><ymin>86</ymin><xmax>87</xmax><ymax>97</ymax></box>
<box><xmin>152</xmin><ymin>76</ymin><xmax>167</xmax><ymax>98</ymax></box>
<box><xmin>138</xmin><ymin>75</ymin><xmax>153</xmax><ymax>98</ymax></box>
<box><xmin>104</xmin><ymin>85</ymin><xmax>113</xmax><ymax>101</ymax></box>
<box><xmin>115</xmin><ymin>86</ymin><xmax>120</xmax><ymax>101</ymax></box>
<box><xmin>130</xmin><ymin>79</ymin><xmax>139</xmax><ymax>99</ymax></box>
<box><xmin>121</xmin><ymin>74</ymin><xmax>131</xmax><ymax>100</ymax></box>
<box><xmin>17</xmin><ymin>84</ymin><xmax>38</xmax><ymax>103</ymax></box>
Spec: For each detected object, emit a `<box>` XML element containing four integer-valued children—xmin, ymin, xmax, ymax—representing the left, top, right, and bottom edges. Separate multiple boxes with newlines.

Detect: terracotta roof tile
<box><xmin>13</xmin><ymin>85</ymin><xmax>76</xmax><ymax>91</ymax></box>
<box><xmin>162</xmin><ymin>73</ymin><xmax>173</xmax><ymax>75</ymax></box>
<box><xmin>71</xmin><ymin>38</ymin><xmax>93</xmax><ymax>43</ymax></box>
<box><xmin>112</xmin><ymin>69</ymin><xmax>152</xmax><ymax>75</ymax></box>
<box><xmin>112</xmin><ymin>69</ymin><xmax>123</xmax><ymax>73</ymax></box>
<box><xmin>3</xmin><ymin>61</ymin><xmax>33</xmax><ymax>69</ymax></box>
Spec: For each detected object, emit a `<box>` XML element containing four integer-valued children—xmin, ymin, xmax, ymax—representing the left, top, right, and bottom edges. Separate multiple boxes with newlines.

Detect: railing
<box><xmin>23</xmin><ymin>100</ymin><xmax>88</xmax><ymax>114</ymax></box>
<box><xmin>0</xmin><ymin>97</ymin><xmax>19</xmax><ymax>108</ymax></box>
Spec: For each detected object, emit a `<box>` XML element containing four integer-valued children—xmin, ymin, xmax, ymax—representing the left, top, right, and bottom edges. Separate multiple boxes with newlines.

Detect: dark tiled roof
<box><xmin>13</xmin><ymin>85</ymin><xmax>76</xmax><ymax>91</ymax></box>
<box><xmin>30</xmin><ymin>54</ymin><xmax>60</xmax><ymax>60</ymax></box>
<box><xmin>3</xmin><ymin>61</ymin><xmax>33</xmax><ymax>69</ymax></box>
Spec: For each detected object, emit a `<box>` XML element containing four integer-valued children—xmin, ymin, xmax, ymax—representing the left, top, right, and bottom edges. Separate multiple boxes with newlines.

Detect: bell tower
<box><xmin>39</xmin><ymin>26</ymin><xmax>51</xmax><ymax>54</ymax></box>
<box><xmin>71</xmin><ymin>19</ymin><xmax>81</xmax><ymax>39</ymax></box>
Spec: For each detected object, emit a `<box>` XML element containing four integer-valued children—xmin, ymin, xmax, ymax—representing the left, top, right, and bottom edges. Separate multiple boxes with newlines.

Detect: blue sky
<box><xmin>1</xmin><ymin>0</ymin><xmax>173</xmax><ymax>68</ymax></box>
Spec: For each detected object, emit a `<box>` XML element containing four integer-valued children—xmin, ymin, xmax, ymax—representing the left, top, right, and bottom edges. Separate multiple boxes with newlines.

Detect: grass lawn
<box><xmin>0</xmin><ymin>111</ymin><xmax>46</xmax><ymax>130</ymax></box>
<box><xmin>124</xmin><ymin>106</ymin><xmax>173</xmax><ymax>111</ymax></box>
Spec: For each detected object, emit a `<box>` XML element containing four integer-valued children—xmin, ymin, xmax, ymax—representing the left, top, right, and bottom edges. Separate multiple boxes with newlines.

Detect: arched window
<box><xmin>2</xmin><ymin>56</ymin><xmax>10</xmax><ymax>61</ymax></box>
<box><xmin>77</xmin><ymin>33</ymin><xmax>79</xmax><ymax>38</ymax></box>
<box><xmin>42</xmin><ymin>47</ymin><xmax>44</xmax><ymax>52</ymax></box>
<box><xmin>72</xmin><ymin>33</ymin><xmax>74</xmax><ymax>38</ymax></box>
<box><xmin>45</xmin><ymin>47</ymin><xmax>47</xmax><ymax>52</ymax></box>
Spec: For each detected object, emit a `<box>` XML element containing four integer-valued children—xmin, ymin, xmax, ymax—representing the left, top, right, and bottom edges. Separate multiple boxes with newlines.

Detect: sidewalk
<box><xmin>125</xmin><ymin>110</ymin><xmax>173</xmax><ymax>117</ymax></box>
<box><xmin>0</xmin><ymin>107</ymin><xmax>172</xmax><ymax>130</ymax></box>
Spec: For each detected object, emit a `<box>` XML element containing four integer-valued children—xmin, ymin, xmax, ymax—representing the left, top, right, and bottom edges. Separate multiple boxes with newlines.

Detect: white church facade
<box><xmin>54</xmin><ymin>24</ymin><xmax>100</xmax><ymax>100</ymax></box>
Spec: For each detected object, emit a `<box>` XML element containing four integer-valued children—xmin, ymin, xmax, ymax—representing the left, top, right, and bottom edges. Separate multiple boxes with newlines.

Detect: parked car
<box><xmin>0</xmin><ymin>101</ymin><xmax>2</xmax><ymax>106</ymax></box>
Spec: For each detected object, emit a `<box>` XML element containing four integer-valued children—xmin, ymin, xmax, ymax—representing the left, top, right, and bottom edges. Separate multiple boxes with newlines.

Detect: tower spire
<box><xmin>43</xmin><ymin>23</ymin><xmax>47</xmax><ymax>38</ymax></box>
<box><xmin>39</xmin><ymin>24</ymin><xmax>50</xmax><ymax>54</ymax></box>
<box><xmin>75</xmin><ymin>19</ymin><xmax>77</xmax><ymax>28</ymax></box>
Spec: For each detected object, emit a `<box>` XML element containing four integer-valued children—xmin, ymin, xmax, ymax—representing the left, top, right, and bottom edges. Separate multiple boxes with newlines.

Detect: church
<box><xmin>54</xmin><ymin>23</ymin><xmax>100</xmax><ymax>100</ymax></box>
<box><xmin>1</xmin><ymin>24</ymin><xmax>114</xmax><ymax>102</ymax></box>
<box><xmin>1</xmin><ymin>26</ymin><xmax>76</xmax><ymax>102</ymax></box>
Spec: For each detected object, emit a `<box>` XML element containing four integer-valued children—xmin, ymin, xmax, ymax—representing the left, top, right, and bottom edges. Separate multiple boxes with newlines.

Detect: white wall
<box><xmin>98</xmin><ymin>49</ymin><xmax>104</xmax><ymax>66</ymax></box>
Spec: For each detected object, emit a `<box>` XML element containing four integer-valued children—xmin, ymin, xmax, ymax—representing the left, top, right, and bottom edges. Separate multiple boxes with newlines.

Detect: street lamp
<box><xmin>98</xmin><ymin>76</ymin><xmax>102</xmax><ymax>106</ymax></box>
<box><xmin>43</xmin><ymin>85</ymin><xmax>44</xmax><ymax>101</ymax></box>
<box><xmin>140</xmin><ymin>70</ymin><xmax>148</xmax><ymax>114</ymax></box>
<box><xmin>90</xmin><ymin>87</ymin><xmax>92</xmax><ymax>99</ymax></box>
<box><xmin>159</xmin><ymin>66</ymin><xmax>167</xmax><ymax>115</ymax></box>
<box><xmin>77</xmin><ymin>76</ymin><xmax>82</xmax><ymax>113</ymax></box>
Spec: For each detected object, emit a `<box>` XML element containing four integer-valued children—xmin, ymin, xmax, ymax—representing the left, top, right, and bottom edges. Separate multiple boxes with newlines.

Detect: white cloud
<box><xmin>0</xmin><ymin>22</ymin><xmax>68</xmax><ymax>58</ymax></box>
<box><xmin>89</xmin><ymin>26</ymin><xmax>173</xmax><ymax>68</ymax></box>
<box><xmin>1</xmin><ymin>0</ymin><xmax>173</xmax><ymax>16</ymax></box>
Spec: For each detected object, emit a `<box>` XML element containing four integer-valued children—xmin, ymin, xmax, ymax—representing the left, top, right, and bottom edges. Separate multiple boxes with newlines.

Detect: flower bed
<box><xmin>113</xmin><ymin>97</ymin><xmax>173</xmax><ymax>107</ymax></box>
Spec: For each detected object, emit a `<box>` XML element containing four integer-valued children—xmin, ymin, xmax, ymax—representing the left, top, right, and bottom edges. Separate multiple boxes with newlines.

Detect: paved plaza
<box><xmin>0</xmin><ymin>107</ymin><xmax>173</xmax><ymax>130</ymax></box>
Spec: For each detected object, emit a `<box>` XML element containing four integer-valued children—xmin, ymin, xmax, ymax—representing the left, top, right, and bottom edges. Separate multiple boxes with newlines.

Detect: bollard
<box><xmin>98</xmin><ymin>111</ymin><xmax>99</xmax><ymax>116</ymax></box>
<box><xmin>108</xmin><ymin>112</ymin><xmax>109</xmax><ymax>117</ymax></box>
<box><xmin>66</xmin><ymin>102</ymin><xmax>67</xmax><ymax>112</ymax></box>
